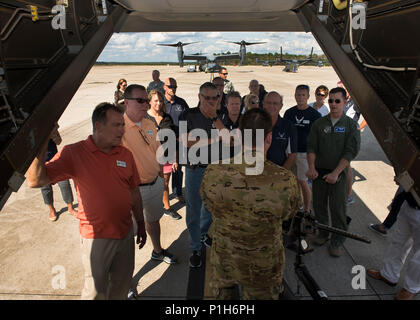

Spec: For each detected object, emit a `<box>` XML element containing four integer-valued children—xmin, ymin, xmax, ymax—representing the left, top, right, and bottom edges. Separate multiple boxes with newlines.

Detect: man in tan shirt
<box><xmin>122</xmin><ymin>84</ymin><xmax>177</xmax><ymax>267</ymax></box>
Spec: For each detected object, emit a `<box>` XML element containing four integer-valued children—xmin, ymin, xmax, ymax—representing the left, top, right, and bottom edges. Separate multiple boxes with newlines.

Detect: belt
<box><xmin>139</xmin><ymin>176</ymin><xmax>158</xmax><ymax>187</ymax></box>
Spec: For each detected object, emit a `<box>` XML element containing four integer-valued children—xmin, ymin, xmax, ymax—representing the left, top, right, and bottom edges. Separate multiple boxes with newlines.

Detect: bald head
<box><xmin>164</xmin><ymin>77</ymin><xmax>177</xmax><ymax>101</ymax></box>
<box><xmin>263</xmin><ymin>91</ymin><xmax>283</xmax><ymax>124</ymax></box>
<box><xmin>249</xmin><ymin>80</ymin><xmax>259</xmax><ymax>95</ymax></box>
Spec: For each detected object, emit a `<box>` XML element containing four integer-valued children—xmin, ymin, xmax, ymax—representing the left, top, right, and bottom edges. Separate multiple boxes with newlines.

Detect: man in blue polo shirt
<box><xmin>263</xmin><ymin>91</ymin><xmax>297</xmax><ymax>170</ymax></box>
<box><xmin>163</xmin><ymin>77</ymin><xmax>190</xmax><ymax>203</ymax></box>
<box><xmin>284</xmin><ymin>84</ymin><xmax>321</xmax><ymax>212</ymax></box>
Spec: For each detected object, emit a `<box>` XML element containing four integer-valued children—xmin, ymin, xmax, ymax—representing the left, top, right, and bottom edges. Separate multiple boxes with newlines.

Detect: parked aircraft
<box><xmin>225</xmin><ymin>40</ymin><xmax>266</xmax><ymax>65</ymax></box>
<box><xmin>157</xmin><ymin>40</ymin><xmax>265</xmax><ymax>71</ymax></box>
<box><xmin>280</xmin><ymin>46</ymin><xmax>313</xmax><ymax>72</ymax></box>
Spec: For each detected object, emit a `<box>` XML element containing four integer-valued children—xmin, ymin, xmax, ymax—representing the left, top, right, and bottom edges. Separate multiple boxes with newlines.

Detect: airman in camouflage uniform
<box><xmin>201</xmin><ymin>157</ymin><xmax>301</xmax><ymax>299</ymax></box>
<box><xmin>218</xmin><ymin>67</ymin><xmax>235</xmax><ymax>94</ymax></box>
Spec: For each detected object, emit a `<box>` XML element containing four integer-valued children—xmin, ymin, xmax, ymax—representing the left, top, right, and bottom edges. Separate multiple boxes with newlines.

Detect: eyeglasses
<box><xmin>328</xmin><ymin>99</ymin><xmax>342</xmax><ymax>104</ymax></box>
<box><xmin>200</xmin><ymin>93</ymin><xmax>220</xmax><ymax>101</ymax></box>
<box><xmin>126</xmin><ymin>97</ymin><xmax>149</xmax><ymax>104</ymax></box>
<box><xmin>166</xmin><ymin>85</ymin><xmax>177</xmax><ymax>89</ymax></box>
<box><xmin>316</xmin><ymin>93</ymin><xmax>326</xmax><ymax>97</ymax></box>
<box><xmin>251</xmin><ymin>101</ymin><xmax>258</xmax><ymax>105</ymax></box>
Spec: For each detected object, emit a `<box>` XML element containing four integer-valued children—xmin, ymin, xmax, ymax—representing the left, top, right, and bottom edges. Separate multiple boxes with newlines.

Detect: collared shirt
<box><xmin>223</xmin><ymin>79</ymin><xmax>234</xmax><ymax>94</ymax></box>
<box><xmin>147</xmin><ymin>80</ymin><xmax>165</xmax><ymax>94</ymax></box>
<box><xmin>164</xmin><ymin>96</ymin><xmax>190</xmax><ymax>127</ymax></box>
<box><xmin>46</xmin><ymin>136</ymin><xmax>140</xmax><ymax>239</ymax></box>
<box><xmin>179</xmin><ymin>106</ymin><xmax>225</xmax><ymax>166</ymax></box>
<box><xmin>309</xmin><ymin>102</ymin><xmax>330</xmax><ymax>117</ymax></box>
<box><xmin>284</xmin><ymin>105</ymin><xmax>322</xmax><ymax>153</ymax></box>
<box><xmin>121</xmin><ymin>114</ymin><xmax>161</xmax><ymax>184</ymax></box>
<box><xmin>307</xmin><ymin>114</ymin><xmax>361</xmax><ymax>170</ymax></box>
<box><xmin>267</xmin><ymin>116</ymin><xmax>298</xmax><ymax>167</ymax></box>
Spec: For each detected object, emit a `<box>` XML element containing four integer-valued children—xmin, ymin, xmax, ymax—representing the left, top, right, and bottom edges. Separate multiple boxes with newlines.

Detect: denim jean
<box><xmin>41</xmin><ymin>180</ymin><xmax>74</xmax><ymax>205</ymax></box>
<box><xmin>171</xmin><ymin>165</ymin><xmax>184</xmax><ymax>197</ymax></box>
<box><xmin>185</xmin><ymin>166</ymin><xmax>212</xmax><ymax>252</ymax></box>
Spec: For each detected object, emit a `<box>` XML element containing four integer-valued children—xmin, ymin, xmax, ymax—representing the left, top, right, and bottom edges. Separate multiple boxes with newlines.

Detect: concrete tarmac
<box><xmin>0</xmin><ymin>65</ymin><xmax>416</xmax><ymax>300</ymax></box>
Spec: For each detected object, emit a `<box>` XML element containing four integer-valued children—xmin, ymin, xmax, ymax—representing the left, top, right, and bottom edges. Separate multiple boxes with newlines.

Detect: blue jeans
<box><xmin>185</xmin><ymin>166</ymin><xmax>212</xmax><ymax>252</ymax></box>
<box><xmin>171</xmin><ymin>165</ymin><xmax>184</xmax><ymax>197</ymax></box>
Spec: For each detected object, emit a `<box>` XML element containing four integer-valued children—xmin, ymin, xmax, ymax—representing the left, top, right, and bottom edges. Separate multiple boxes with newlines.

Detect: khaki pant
<box><xmin>80</xmin><ymin>228</ymin><xmax>134</xmax><ymax>300</ymax></box>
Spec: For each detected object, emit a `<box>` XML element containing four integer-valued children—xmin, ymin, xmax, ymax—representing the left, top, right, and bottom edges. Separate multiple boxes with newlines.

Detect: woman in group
<box><xmin>145</xmin><ymin>90</ymin><xmax>182</xmax><ymax>220</ymax></box>
<box><xmin>309</xmin><ymin>85</ymin><xmax>330</xmax><ymax>116</ymax></box>
<box><xmin>243</xmin><ymin>94</ymin><xmax>260</xmax><ymax>112</ymax></box>
<box><xmin>114</xmin><ymin>78</ymin><xmax>127</xmax><ymax>109</ymax></box>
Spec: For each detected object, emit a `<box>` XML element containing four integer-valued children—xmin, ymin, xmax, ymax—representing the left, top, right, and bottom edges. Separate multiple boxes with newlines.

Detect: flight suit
<box><xmin>200</xmin><ymin>154</ymin><xmax>302</xmax><ymax>299</ymax></box>
<box><xmin>306</xmin><ymin>114</ymin><xmax>361</xmax><ymax>247</ymax></box>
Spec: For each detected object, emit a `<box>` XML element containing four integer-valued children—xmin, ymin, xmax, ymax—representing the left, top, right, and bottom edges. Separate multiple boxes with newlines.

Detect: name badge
<box><xmin>334</xmin><ymin>127</ymin><xmax>345</xmax><ymax>133</ymax></box>
<box><xmin>303</xmin><ymin>120</ymin><xmax>310</xmax><ymax>124</ymax></box>
<box><xmin>116</xmin><ymin>160</ymin><xmax>126</xmax><ymax>168</ymax></box>
<box><xmin>146</xmin><ymin>130</ymin><xmax>154</xmax><ymax>136</ymax></box>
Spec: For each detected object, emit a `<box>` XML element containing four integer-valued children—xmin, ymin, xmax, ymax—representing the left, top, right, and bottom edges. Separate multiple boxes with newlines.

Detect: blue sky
<box><xmin>98</xmin><ymin>31</ymin><xmax>323</xmax><ymax>62</ymax></box>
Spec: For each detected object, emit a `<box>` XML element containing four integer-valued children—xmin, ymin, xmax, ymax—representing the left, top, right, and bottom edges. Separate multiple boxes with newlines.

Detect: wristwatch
<box><xmin>211</xmin><ymin>116</ymin><xmax>218</xmax><ymax>122</ymax></box>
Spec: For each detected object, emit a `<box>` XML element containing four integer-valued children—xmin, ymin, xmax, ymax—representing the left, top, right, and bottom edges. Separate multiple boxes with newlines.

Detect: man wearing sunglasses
<box><xmin>122</xmin><ymin>84</ymin><xmax>178</xmax><ymax>269</ymax></box>
<box><xmin>306</xmin><ymin>87</ymin><xmax>361</xmax><ymax>257</ymax></box>
<box><xmin>179</xmin><ymin>82</ymin><xmax>228</xmax><ymax>268</ymax></box>
<box><xmin>218</xmin><ymin>67</ymin><xmax>235</xmax><ymax>95</ymax></box>
<box><xmin>163</xmin><ymin>77</ymin><xmax>190</xmax><ymax>203</ymax></box>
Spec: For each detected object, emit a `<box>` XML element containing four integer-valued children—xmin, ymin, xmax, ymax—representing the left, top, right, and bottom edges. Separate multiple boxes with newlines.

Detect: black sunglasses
<box><xmin>251</xmin><ymin>101</ymin><xmax>258</xmax><ymax>105</ymax></box>
<box><xmin>328</xmin><ymin>99</ymin><xmax>342</xmax><ymax>104</ymax></box>
<box><xmin>126</xmin><ymin>97</ymin><xmax>149</xmax><ymax>104</ymax></box>
<box><xmin>316</xmin><ymin>93</ymin><xmax>326</xmax><ymax>97</ymax></box>
<box><xmin>166</xmin><ymin>85</ymin><xmax>177</xmax><ymax>89</ymax></box>
<box><xmin>221</xmin><ymin>73</ymin><xmax>228</xmax><ymax>75</ymax></box>
<box><xmin>200</xmin><ymin>93</ymin><xmax>220</xmax><ymax>101</ymax></box>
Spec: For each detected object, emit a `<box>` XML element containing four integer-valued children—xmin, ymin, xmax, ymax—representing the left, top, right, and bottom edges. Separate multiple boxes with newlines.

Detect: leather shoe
<box><xmin>395</xmin><ymin>288</ymin><xmax>416</xmax><ymax>300</ymax></box>
<box><xmin>367</xmin><ymin>269</ymin><xmax>397</xmax><ymax>287</ymax></box>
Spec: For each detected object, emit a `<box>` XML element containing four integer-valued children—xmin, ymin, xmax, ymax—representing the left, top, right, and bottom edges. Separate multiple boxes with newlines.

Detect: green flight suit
<box><xmin>306</xmin><ymin>114</ymin><xmax>361</xmax><ymax>247</ymax></box>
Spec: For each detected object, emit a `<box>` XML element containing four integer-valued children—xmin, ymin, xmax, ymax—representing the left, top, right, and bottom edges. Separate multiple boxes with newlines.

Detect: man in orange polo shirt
<box><xmin>27</xmin><ymin>103</ymin><xmax>147</xmax><ymax>300</ymax></box>
<box><xmin>122</xmin><ymin>84</ymin><xmax>177</xmax><ymax>267</ymax></box>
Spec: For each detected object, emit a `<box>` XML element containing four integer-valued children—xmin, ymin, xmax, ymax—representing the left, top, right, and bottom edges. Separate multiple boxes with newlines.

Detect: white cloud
<box><xmin>100</xmin><ymin>31</ymin><xmax>325</xmax><ymax>62</ymax></box>
<box><xmin>149</xmin><ymin>32</ymin><xmax>170</xmax><ymax>43</ymax></box>
<box><xmin>207</xmin><ymin>32</ymin><xmax>222</xmax><ymax>39</ymax></box>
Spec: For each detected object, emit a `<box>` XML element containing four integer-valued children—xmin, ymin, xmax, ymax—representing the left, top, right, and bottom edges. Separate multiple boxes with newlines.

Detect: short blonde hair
<box><xmin>244</xmin><ymin>94</ymin><xmax>259</xmax><ymax>110</ymax></box>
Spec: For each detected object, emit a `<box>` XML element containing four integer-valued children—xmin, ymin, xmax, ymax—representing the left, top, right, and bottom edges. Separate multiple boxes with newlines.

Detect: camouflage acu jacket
<box><xmin>200</xmin><ymin>158</ymin><xmax>301</xmax><ymax>299</ymax></box>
